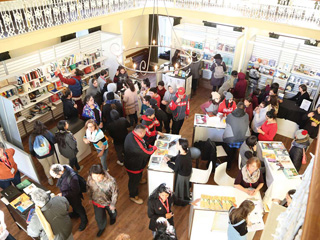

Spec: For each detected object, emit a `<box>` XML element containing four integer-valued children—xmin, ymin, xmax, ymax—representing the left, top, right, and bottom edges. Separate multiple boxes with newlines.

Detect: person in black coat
<box><xmin>290</xmin><ymin>84</ymin><xmax>310</xmax><ymax>107</ymax></box>
<box><xmin>102</xmin><ymin>92</ymin><xmax>123</xmax><ymax>129</ymax></box>
<box><xmin>302</xmin><ymin>105</ymin><xmax>320</xmax><ymax>139</ymax></box>
<box><xmin>61</xmin><ymin>88</ymin><xmax>78</xmax><ymax>121</ymax></box>
<box><xmin>108</xmin><ymin>110</ymin><xmax>130</xmax><ymax>166</ymax></box>
<box><xmin>124</xmin><ymin>124</ymin><xmax>157</xmax><ymax>204</ymax></box>
<box><xmin>50</xmin><ymin>164</ymin><xmax>88</xmax><ymax>231</ymax></box>
<box><xmin>150</xmin><ymin>98</ymin><xmax>169</xmax><ymax>132</ymax></box>
<box><xmin>289</xmin><ymin>129</ymin><xmax>310</xmax><ymax>171</ymax></box>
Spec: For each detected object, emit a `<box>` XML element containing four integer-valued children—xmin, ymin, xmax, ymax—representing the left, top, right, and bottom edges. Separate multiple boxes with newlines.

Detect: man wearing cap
<box><xmin>289</xmin><ymin>129</ymin><xmax>310</xmax><ymax>171</ymax></box>
<box><xmin>218</xmin><ymin>92</ymin><xmax>236</xmax><ymax>116</ymax></box>
<box><xmin>141</xmin><ymin>108</ymin><xmax>164</xmax><ymax>145</ymax></box>
<box><xmin>169</xmin><ymin>87</ymin><xmax>190</xmax><ymax>134</ymax></box>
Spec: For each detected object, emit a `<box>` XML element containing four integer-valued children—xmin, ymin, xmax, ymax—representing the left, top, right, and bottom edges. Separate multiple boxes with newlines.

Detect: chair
<box><xmin>214</xmin><ymin>162</ymin><xmax>235</xmax><ymax>186</ymax></box>
<box><xmin>276</xmin><ymin>118</ymin><xmax>299</xmax><ymax>139</ymax></box>
<box><xmin>190</xmin><ymin>147</ymin><xmax>202</xmax><ymax>168</ymax></box>
<box><xmin>190</xmin><ymin>162</ymin><xmax>213</xmax><ymax>184</ymax></box>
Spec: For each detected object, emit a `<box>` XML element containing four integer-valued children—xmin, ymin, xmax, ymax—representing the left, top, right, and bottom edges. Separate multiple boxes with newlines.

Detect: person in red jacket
<box><xmin>57</xmin><ymin>67</ymin><xmax>84</xmax><ymax>116</ymax></box>
<box><xmin>218</xmin><ymin>92</ymin><xmax>236</xmax><ymax>116</ymax></box>
<box><xmin>233</xmin><ymin>72</ymin><xmax>247</xmax><ymax>100</ymax></box>
<box><xmin>257</xmin><ymin>109</ymin><xmax>278</xmax><ymax>141</ymax></box>
<box><xmin>141</xmin><ymin>108</ymin><xmax>164</xmax><ymax>145</ymax></box>
<box><xmin>149</xmin><ymin>87</ymin><xmax>161</xmax><ymax>108</ymax></box>
<box><xmin>244</xmin><ymin>97</ymin><xmax>253</xmax><ymax>122</ymax></box>
<box><xmin>0</xmin><ymin>142</ymin><xmax>21</xmax><ymax>189</ymax></box>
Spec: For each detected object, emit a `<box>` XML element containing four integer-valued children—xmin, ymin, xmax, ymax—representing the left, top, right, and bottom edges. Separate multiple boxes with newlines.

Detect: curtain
<box><xmin>149</xmin><ymin>14</ymin><xmax>159</xmax><ymax>64</ymax></box>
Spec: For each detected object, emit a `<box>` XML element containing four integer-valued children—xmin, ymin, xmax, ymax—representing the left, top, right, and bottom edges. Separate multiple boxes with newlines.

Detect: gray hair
<box><xmin>0</xmin><ymin>142</ymin><xmax>5</xmax><ymax>150</ymax></box>
<box><xmin>49</xmin><ymin>164</ymin><xmax>64</xmax><ymax>178</ymax></box>
<box><xmin>30</xmin><ymin>188</ymin><xmax>49</xmax><ymax>207</ymax></box>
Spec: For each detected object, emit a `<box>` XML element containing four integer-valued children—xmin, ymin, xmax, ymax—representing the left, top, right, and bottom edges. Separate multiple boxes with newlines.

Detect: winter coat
<box><xmin>163</xmin><ymin>88</ymin><xmax>176</xmax><ymax>114</ymax></box>
<box><xmin>29</xmin><ymin>130</ymin><xmax>56</xmax><ymax>159</ymax></box>
<box><xmin>239</xmin><ymin>142</ymin><xmax>257</xmax><ymax>168</ymax></box>
<box><xmin>0</xmin><ymin>148</ymin><xmax>18</xmax><ymax>181</ymax></box>
<box><xmin>97</xmin><ymin>76</ymin><xmax>106</xmax><ymax>91</ymax></box>
<box><xmin>290</xmin><ymin>91</ymin><xmax>310</xmax><ymax>107</ymax></box>
<box><xmin>141</xmin><ymin>115</ymin><xmax>160</xmax><ymax>144</ymax></box>
<box><xmin>218</xmin><ymin>99</ymin><xmax>236</xmax><ymax>116</ymax></box>
<box><xmin>103</xmin><ymin>83</ymin><xmax>121</xmax><ymax>102</ymax></box>
<box><xmin>223</xmin><ymin>108</ymin><xmax>250</xmax><ymax>144</ymax></box>
<box><xmin>56</xmin><ymin>131</ymin><xmax>78</xmax><ymax>160</ymax></box>
<box><xmin>210</xmin><ymin>59</ymin><xmax>227</xmax><ymax>87</ymax></box>
<box><xmin>114</xmin><ymin>73</ymin><xmax>128</xmax><ymax>91</ymax></box>
<box><xmin>87</xmin><ymin>170</ymin><xmax>118</xmax><ymax>208</ymax></box>
<box><xmin>233</xmin><ymin>73</ymin><xmax>247</xmax><ymax>99</ymax></box>
<box><xmin>27</xmin><ymin>196</ymin><xmax>72</xmax><ymax>240</ymax></box>
<box><xmin>102</xmin><ymin>100</ymin><xmax>123</xmax><ymax>126</ymax></box>
<box><xmin>123</xmin><ymin>88</ymin><xmax>139</xmax><ymax>115</ymax></box>
<box><xmin>108</xmin><ymin>117</ymin><xmax>130</xmax><ymax>145</ymax></box>
<box><xmin>61</xmin><ymin>97</ymin><xmax>78</xmax><ymax>121</ymax></box>
<box><xmin>302</xmin><ymin>110</ymin><xmax>320</xmax><ymax>139</ymax></box>
<box><xmin>124</xmin><ymin>131</ymin><xmax>156</xmax><ymax>173</ymax></box>
<box><xmin>200</xmin><ymin>101</ymin><xmax>219</xmax><ymax>115</ymax></box>
<box><xmin>245</xmin><ymin>104</ymin><xmax>253</xmax><ymax>122</ymax></box>
<box><xmin>289</xmin><ymin>141</ymin><xmax>309</xmax><ymax>171</ymax></box>
<box><xmin>169</xmin><ymin>93</ymin><xmax>190</xmax><ymax>121</ymax></box>
<box><xmin>155</xmin><ymin>107</ymin><xmax>168</xmax><ymax>131</ymax></box>
<box><xmin>86</xmin><ymin>81</ymin><xmax>103</xmax><ymax>107</ymax></box>
<box><xmin>190</xmin><ymin>61</ymin><xmax>201</xmax><ymax>79</ymax></box>
<box><xmin>58</xmin><ymin>73</ymin><xmax>82</xmax><ymax>97</ymax></box>
<box><xmin>218</xmin><ymin>80</ymin><xmax>232</xmax><ymax>96</ymax></box>
<box><xmin>148</xmin><ymin>195</ymin><xmax>174</xmax><ymax>231</ymax></box>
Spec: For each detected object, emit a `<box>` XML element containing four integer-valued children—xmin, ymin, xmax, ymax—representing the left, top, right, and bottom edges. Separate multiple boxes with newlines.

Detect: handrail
<box><xmin>0</xmin><ymin>0</ymin><xmax>320</xmax><ymax>39</ymax></box>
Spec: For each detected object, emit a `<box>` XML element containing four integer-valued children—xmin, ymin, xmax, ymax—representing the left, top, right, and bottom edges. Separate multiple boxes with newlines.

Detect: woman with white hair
<box><xmin>50</xmin><ymin>164</ymin><xmax>88</xmax><ymax>231</ymax></box>
<box><xmin>27</xmin><ymin>188</ymin><xmax>73</xmax><ymax>240</ymax></box>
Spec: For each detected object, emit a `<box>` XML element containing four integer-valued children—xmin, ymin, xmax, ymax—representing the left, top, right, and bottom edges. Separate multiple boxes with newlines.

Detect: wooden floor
<box><xmin>1</xmin><ymin>85</ymin><xmax>317</xmax><ymax>240</ymax></box>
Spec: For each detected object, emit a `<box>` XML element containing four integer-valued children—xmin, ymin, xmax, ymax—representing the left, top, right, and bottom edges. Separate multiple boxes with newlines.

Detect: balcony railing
<box><xmin>0</xmin><ymin>0</ymin><xmax>320</xmax><ymax>39</ymax></box>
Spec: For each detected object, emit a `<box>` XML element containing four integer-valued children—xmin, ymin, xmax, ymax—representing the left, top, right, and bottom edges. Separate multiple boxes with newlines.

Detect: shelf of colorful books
<box><xmin>16</xmin><ymin>76</ymin><xmax>45</xmax><ymax>85</ymax></box>
<box><xmin>290</xmin><ymin>71</ymin><xmax>320</xmax><ymax>80</ymax></box>
<box><xmin>17</xmin><ymin>82</ymin><xmax>51</xmax><ymax>96</ymax></box>
<box><xmin>78</xmin><ymin>56</ymin><xmax>108</xmax><ymax>70</ymax></box>
<box><xmin>0</xmin><ymin>85</ymin><xmax>16</xmax><ymax>93</ymax></box>
<box><xmin>21</xmin><ymin>92</ymin><xmax>53</xmax><ymax>109</ymax></box>
<box><xmin>24</xmin><ymin>106</ymin><xmax>56</xmax><ymax>123</ymax></box>
<box><xmin>248</xmin><ymin>61</ymin><xmax>276</xmax><ymax>70</ymax></box>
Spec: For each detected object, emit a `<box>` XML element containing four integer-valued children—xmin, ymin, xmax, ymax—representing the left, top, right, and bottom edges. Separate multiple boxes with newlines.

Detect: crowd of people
<box><xmin>0</xmin><ymin>59</ymin><xmax>318</xmax><ymax>240</ymax></box>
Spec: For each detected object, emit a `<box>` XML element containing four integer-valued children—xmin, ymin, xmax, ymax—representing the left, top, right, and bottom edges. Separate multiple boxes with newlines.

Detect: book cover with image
<box><xmin>10</xmin><ymin>193</ymin><xmax>34</xmax><ymax>213</ymax></box>
<box><xmin>283</xmin><ymin>168</ymin><xmax>299</xmax><ymax>179</ymax></box>
<box><xmin>154</xmin><ymin>149</ymin><xmax>168</xmax><ymax>156</ymax></box>
<box><xmin>158</xmin><ymin>135</ymin><xmax>171</xmax><ymax>142</ymax></box>
<box><xmin>262</xmin><ymin>151</ymin><xmax>276</xmax><ymax>160</ymax></box>
<box><xmin>272</xmin><ymin>143</ymin><xmax>286</xmax><ymax>150</ymax></box>
<box><xmin>151</xmin><ymin>156</ymin><xmax>162</xmax><ymax>164</ymax></box>
<box><xmin>261</xmin><ymin>143</ymin><xmax>274</xmax><ymax>150</ymax></box>
<box><xmin>195</xmin><ymin>115</ymin><xmax>206</xmax><ymax>125</ymax></box>
<box><xmin>156</xmin><ymin>141</ymin><xmax>169</xmax><ymax>150</ymax></box>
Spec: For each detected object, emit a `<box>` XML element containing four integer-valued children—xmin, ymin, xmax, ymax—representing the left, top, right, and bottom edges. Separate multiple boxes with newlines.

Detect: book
<box><xmin>158</xmin><ymin>135</ymin><xmax>171</xmax><ymax>142</ymax></box>
<box><xmin>195</xmin><ymin>114</ymin><xmax>206</xmax><ymax>124</ymax></box>
<box><xmin>283</xmin><ymin>168</ymin><xmax>299</xmax><ymax>179</ymax></box>
<box><xmin>23</xmin><ymin>184</ymin><xmax>37</xmax><ymax>195</ymax></box>
<box><xmin>261</xmin><ymin>143</ymin><xmax>274</xmax><ymax>150</ymax></box>
<box><xmin>150</xmin><ymin>156</ymin><xmax>162</xmax><ymax>165</ymax></box>
<box><xmin>154</xmin><ymin>149</ymin><xmax>168</xmax><ymax>156</ymax></box>
<box><xmin>271</xmin><ymin>143</ymin><xmax>286</xmax><ymax>150</ymax></box>
<box><xmin>16</xmin><ymin>179</ymin><xmax>32</xmax><ymax>190</ymax></box>
<box><xmin>262</xmin><ymin>151</ymin><xmax>276</xmax><ymax>160</ymax></box>
<box><xmin>155</xmin><ymin>141</ymin><xmax>169</xmax><ymax>150</ymax></box>
<box><xmin>26</xmin><ymin>208</ymin><xmax>35</xmax><ymax>223</ymax></box>
<box><xmin>10</xmin><ymin>193</ymin><xmax>34</xmax><ymax>213</ymax></box>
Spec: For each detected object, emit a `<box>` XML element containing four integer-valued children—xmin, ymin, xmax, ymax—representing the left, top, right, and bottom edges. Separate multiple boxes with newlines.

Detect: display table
<box><xmin>257</xmin><ymin>141</ymin><xmax>301</xmax><ymax>209</ymax></box>
<box><xmin>192</xmin><ymin>114</ymin><xmax>226</xmax><ymax>144</ymax></box>
<box><xmin>189</xmin><ymin>184</ymin><xmax>262</xmax><ymax>240</ymax></box>
<box><xmin>278</xmin><ymin>99</ymin><xmax>307</xmax><ymax>127</ymax></box>
<box><xmin>147</xmin><ymin>133</ymin><xmax>181</xmax><ymax>195</ymax></box>
<box><xmin>50</xmin><ymin>118</ymin><xmax>91</xmax><ymax>165</ymax></box>
<box><xmin>162</xmin><ymin>72</ymin><xmax>192</xmax><ymax>97</ymax></box>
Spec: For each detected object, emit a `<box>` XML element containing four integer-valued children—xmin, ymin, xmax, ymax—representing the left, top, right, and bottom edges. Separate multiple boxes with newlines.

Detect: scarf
<box><xmin>241</xmin><ymin>166</ymin><xmax>260</xmax><ymax>184</ymax></box>
<box><xmin>85</xmin><ymin>129</ymin><xmax>98</xmax><ymax>142</ymax></box>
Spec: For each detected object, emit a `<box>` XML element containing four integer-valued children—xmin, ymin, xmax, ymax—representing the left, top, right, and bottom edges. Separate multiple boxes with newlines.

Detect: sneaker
<box><xmin>48</xmin><ymin>178</ymin><xmax>54</xmax><ymax>186</ymax></box>
<box><xmin>116</xmin><ymin>160</ymin><xmax>124</xmax><ymax>166</ymax></box>
<box><xmin>110</xmin><ymin>218</ymin><xmax>116</xmax><ymax>225</ymax></box>
<box><xmin>139</xmin><ymin>178</ymin><xmax>147</xmax><ymax>184</ymax></box>
<box><xmin>97</xmin><ymin>228</ymin><xmax>105</xmax><ymax>237</ymax></box>
<box><xmin>130</xmin><ymin>196</ymin><xmax>143</xmax><ymax>205</ymax></box>
<box><xmin>69</xmin><ymin>212</ymin><xmax>79</xmax><ymax>219</ymax></box>
<box><xmin>78</xmin><ymin>165</ymin><xmax>84</xmax><ymax>173</ymax></box>
<box><xmin>78</xmin><ymin>221</ymin><xmax>87</xmax><ymax>231</ymax></box>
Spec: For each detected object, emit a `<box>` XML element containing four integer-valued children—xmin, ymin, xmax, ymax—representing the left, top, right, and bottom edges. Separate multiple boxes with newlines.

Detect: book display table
<box><xmin>147</xmin><ymin>133</ymin><xmax>181</xmax><ymax>195</ymax></box>
<box><xmin>257</xmin><ymin>141</ymin><xmax>301</xmax><ymax>209</ymax></box>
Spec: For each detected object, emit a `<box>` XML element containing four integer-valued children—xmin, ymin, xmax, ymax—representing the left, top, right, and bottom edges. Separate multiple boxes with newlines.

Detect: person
<box><xmin>141</xmin><ymin>108</ymin><xmax>163</xmax><ymax>145</ymax></box>
<box><xmin>149</xmin><ymin>87</ymin><xmax>161</xmax><ymax>108</ymax></box>
<box><xmin>251</xmin><ymin>101</ymin><xmax>268</xmax><ymax>136</ymax></box>
<box><xmin>150</xmin><ymin>98</ymin><xmax>168</xmax><ymax>132</ymax></box>
<box><xmin>244</xmin><ymin>97</ymin><xmax>253</xmax><ymax>122</ymax></box>
<box><xmin>169</xmin><ymin>87</ymin><xmax>190</xmax><ymax>134</ymax></box>
<box><xmin>272</xmin><ymin>189</ymin><xmax>296</xmax><ymax>208</ymax></box>
<box><xmin>29</xmin><ymin>120</ymin><xmax>57</xmax><ymax>185</ymax></box>
<box><xmin>83</xmin><ymin>119</ymin><xmax>109</xmax><ymax>171</ymax></box>
<box><xmin>55</xmin><ymin>120</ymin><xmax>82</xmax><ymax>172</ymax></box>
<box><xmin>103</xmin><ymin>82</ymin><xmax>121</xmax><ymax>102</ymax></box>
<box><xmin>233</xmin><ymin>72</ymin><xmax>247</xmax><ymax>100</ymax></box>
<box><xmin>98</xmin><ymin>69</ymin><xmax>109</xmax><ymax>91</ymax></box>
<box><xmin>164</xmin><ymin>138</ymin><xmax>192</xmax><ymax>204</ymax></box>
<box><xmin>157</xmin><ymin>81</ymin><xmax>167</xmax><ymax>111</ymax></box>
<box><xmin>218</xmin><ymin>70</ymin><xmax>238</xmax><ymax>96</ymax></box>
<box><xmin>223</xmin><ymin>102</ymin><xmax>250</xmax><ymax>169</ymax></box>
<box><xmin>250</xmin><ymin>89</ymin><xmax>259</xmax><ymax>110</ymax></box>
<box><xmin>82</xmin><ymin>95</ymin><xmax>103</xmax><ymax>128</ymax></box>
<box><xmin>114</xmin><ymin>66</ymin><xmax>128</xmax><ymax>91</ymax></box>
<box><xmin>239</xmin><ymin>136</ymin><xmax>258</xmax><ymax>168</ymax></box>
<box><xmin>115</xmin><ymin>233</ymin><xmax>131</xmax><ymax>240</ymax></box>
<box><xmin>0</xmin><ymin>210</ymin><xmax>15</xmax><ymax>240</ymax></box>
<box><xmin>268</xmin><ymin>95</ymin><xmax>279</xmax><ymax>114</ymax></box>
<box><xmin>200</xmin><ymin>91</ymin><xmax>221</xmax><ymax>116</ymax></box>
<box><xmin>50</xmin><ymin>164</ymin><xmax>88</xmax><ymax>231</ymax></box>
<box><xmin>218</xmin><ymin>92</ymin><xmax>236</xmax><ymax>116</ymax></box>
<box><xmin>162</xmin><ymin>84</ymin><xmax>176</xmax><ymax>133</ymax></box>
<box><xmin>141</xmin><ymin>95</ymin><xmax>152</xmax><ymax>115</ymax></box>
<box><xmin>290</xmin><ymin>84</ymin><xmax>310</xmax><ymax>107</ymax></box>
<box><xmin>302</xmin><ymin>104</ymin><xmax>320</xmax><ymax>139</ymax></box>
<box><xmin>57</xmin><ymin>67</ymin><xmax>84</xmax><ymax>116</ymax></box>
<box><xmin>148</xmin><ymin>184</ymin><xmax>176</xmax><ymax>237</ymax></box>
<box><xmin>86</xmin><ymin>78</ymin><xmax>103</xmax><ymax>107</ymax></box>
<box><xmin>124</xmin><ymin>124</ymin><xmax>157</xmax><ymax>204</ymax></box>
<box><xmin>123</xmin><ymin>80</ymin><xmax>139</xmax><ymax>126</ymax></box>
<box><xmin>171</xmin><ymin>50</ymin><xmax>181</xmax><ymax>68</ymax></box>
<box><xmin>102</xmin><ymin>92</ymin><xmax>123</xmax><ymax>128</ymax></box>
<box><xmin>257</xmin><ymin>109</ymin><xmax>278</xmax><ymax>141</ymax></box>
<box><xmin>289</xmin><ymin>129</ymin><xmax>310</xmax><ymax>171</ymax></box>
<box><xmin>190</xmin><ymin>52</ymin><xmax>201</xmax><ymax>94</ymax></box>
<box><xmin>228</xmin><ymin>200</ymin><xmax>255</xmax><ymax>239</ymax></box>
<box><xmin>0</xmin><ymin>142</ymin><xmax>21</xmax><ymax>190</ymax></box>
<box><xmin>87</xmin><ymin>164</ymin><xmax>118</xmax><ymax>237</ymax></box>
<box><xmin>61</xmin><ymin>88</ymin><xmax>78</xmax><ymax>121</ymax></box>
<box><xmin>248</xmin><ymin>62</ymin><xmax>260</xmax><ymax>94</ymax></box>
<box><xmin>27</xmin><ymin>188</ymin><xmax>73</xmax><ymax>240</ymax></box>
<box><xmin>210</xmin><ymin>54</ymin><xmax>227</xmax><ymax>91</ymax></box>
<box><xmin>108</xmin><ymin>110</ymin><xmax>130</xmax><ymax>166</ymax></box>
<box><xmin>154</xmin><ymin>217</ymin><xmax>177</xmax><ymax>240</ymax></box>
<box><xmin>234</xmin><ymin>157</ymin><xmax>264</xmax><ymax>196</ymax></box>
<box><xmin>140</xmin><ymin>78</ymin><xmax>151</xmax><ymax>100</ymax></box>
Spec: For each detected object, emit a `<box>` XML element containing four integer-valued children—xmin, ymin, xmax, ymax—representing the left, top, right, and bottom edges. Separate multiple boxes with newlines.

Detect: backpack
<box><xmin>213</xmin><ymin>63</ymin><xmax>225</xmax><ymax>79</ymax></box>
<box><xmin>67</xmin><ymin>171</ymin><xmax>87</xmax><ymax>193</ymax></box>
<box><xmin>33</xmin><ymin>135</ymin><xmax>51</xmax><ymax>157</ymax></box>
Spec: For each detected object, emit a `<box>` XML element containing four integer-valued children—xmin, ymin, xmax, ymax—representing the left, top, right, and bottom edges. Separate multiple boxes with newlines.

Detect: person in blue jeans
<box><xmin>83</xmin><ymin>119</ymin><xmax>108</xmax><ymax>170</ymax></box>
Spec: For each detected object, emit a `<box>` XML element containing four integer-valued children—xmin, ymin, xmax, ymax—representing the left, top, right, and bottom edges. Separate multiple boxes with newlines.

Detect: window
<box><xmin>158</xmin><ymin>15</ymin><xmax>173</xmax><ymax>59</ymax></box>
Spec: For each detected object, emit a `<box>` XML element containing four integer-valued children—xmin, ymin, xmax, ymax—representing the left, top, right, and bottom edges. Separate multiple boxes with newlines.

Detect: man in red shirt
<box><xmin>149</xmin><ymin>87</ymin><xmax>161</xmax><ymax>108</ymax></box>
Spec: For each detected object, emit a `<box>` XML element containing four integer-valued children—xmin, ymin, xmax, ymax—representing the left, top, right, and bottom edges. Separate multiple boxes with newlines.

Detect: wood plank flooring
<box><xmin>1</xmin><ymin>85</ymin><xmax>317</xmax><ymax>240</ymax></box>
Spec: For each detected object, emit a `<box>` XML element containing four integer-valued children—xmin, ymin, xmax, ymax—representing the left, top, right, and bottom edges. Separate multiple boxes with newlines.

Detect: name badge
<box><xmin>11</xmin><ymin>168</ymin><xmax>15</xmax><ymax>174</ymax></box>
